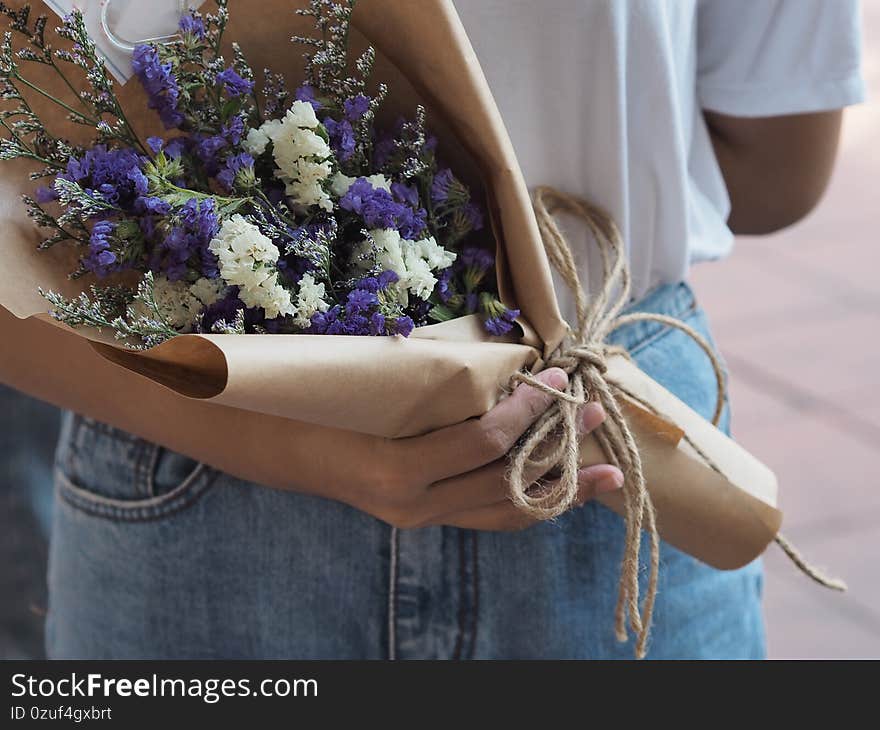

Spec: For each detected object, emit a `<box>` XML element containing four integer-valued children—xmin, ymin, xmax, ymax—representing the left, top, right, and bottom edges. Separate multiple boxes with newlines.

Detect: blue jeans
<box><xmin>0</xmin><ymin>386</ymin><xmax>58</xmax><ymax>659</ymax></box>
<box><xmin>46</xmin><ymin>282</ymin><xmax>765</xmax><ymax>659</ymax></box>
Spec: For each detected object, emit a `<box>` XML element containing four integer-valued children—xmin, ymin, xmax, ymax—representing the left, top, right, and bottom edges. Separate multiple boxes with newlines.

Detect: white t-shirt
<box><xmin>454</xmin><ymin>0</ymin><xmax>865</xmax><ymax>317</ymax></box>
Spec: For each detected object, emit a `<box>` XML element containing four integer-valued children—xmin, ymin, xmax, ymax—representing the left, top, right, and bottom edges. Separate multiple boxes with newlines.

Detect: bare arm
<box><xmin>0</xmin><ymin>311</ymin><xmax>622</xmax><ymax>532</ymax></box>
<box><xmin>704</xmin><ymin>110</ymin><xmax>843</xmax><ymax>235</ymax></box>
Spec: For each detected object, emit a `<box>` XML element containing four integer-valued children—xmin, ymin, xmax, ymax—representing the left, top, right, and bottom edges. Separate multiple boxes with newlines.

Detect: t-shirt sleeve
<box><xmin>697</xmin><ymin>0</ymin><xmax>865</xmax><ymax>117</ymax></box>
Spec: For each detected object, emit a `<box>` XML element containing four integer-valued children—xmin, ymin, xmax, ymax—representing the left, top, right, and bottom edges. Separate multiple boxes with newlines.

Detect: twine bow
<box><xmin>508</xmin><ymin>187</ymin><xmax>845</xmax><ymax>659</ymax></box>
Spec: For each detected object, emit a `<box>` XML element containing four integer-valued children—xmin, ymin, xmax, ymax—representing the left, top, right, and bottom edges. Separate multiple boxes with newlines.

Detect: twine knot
<box><xmin>548</xmin><ymin>344</ymin><xmax>609</xmax><ymax>375</ymax></box>
<box><xmin>507</xmin><ymin>186</ymin><xmax>845</xmax><ymax>660</ymax></box>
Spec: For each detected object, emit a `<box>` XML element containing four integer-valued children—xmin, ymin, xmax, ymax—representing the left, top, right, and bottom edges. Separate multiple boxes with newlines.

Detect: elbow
<box><xmin>726</xmin><ymin>172</ymin><xmax>834</xmax><ymax>236</ymax></box>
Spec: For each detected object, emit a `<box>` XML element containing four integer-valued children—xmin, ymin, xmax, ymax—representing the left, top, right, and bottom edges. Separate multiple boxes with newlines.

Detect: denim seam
<box><xmin>143</xmin><ymin>443</ymin><xmax>161</xmax><ymax>498</ymax></box>
<box><xmin>55</xmin><ymin>464</ymin><xmax>218</xmax><ymax>522</ymax></box>
<box><xmin>467</xmin><ymin>531</ymin><xmax>479</xmax><ymax>660</ymax></box>
<box><xmin>387</xmin><ymin>526</ymin><xmax>399</xmax><ymax>660</ymax></box>
<box><xmin>451</xmin><ymin>530</ymin><xmax>468</xmax><ymax>660</ymax></box>
<box><xmin>133</xmin><ymin>440</ymin><xmax>154</xmax><ymax>499</ymax></box>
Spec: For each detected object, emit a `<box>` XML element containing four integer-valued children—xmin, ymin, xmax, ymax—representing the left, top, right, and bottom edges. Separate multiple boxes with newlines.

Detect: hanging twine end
<box><xmin>774</xmin><ymin>533</ymin><xmax>847</xmax><ymax>592</ymax></box>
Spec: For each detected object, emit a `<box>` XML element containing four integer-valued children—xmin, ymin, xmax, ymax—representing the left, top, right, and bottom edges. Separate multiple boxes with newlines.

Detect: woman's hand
<box><xmin>343</xmin><ymin>367</ymin><xmax>624</xmax><ymax>531</ymax></box>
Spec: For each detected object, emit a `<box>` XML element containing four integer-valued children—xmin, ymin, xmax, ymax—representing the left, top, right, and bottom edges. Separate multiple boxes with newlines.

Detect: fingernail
<box><xmin>583</xmin><ymin>402</ymin><xmax>605</xmax><ymax>420</ymax></box>
<box><xmin>579</xmin><ymin>402</ymin><xmax>606</xmax><ymax>433</ymax></box>
<box><xmin>542</xmin><ymin>368</ymin><xmax>568</xmax><ymax>391</ymax></box>
<box><xmin>594</xmin><ymin>472</ymin><xmax>624</xmax><ymax>494</ymax></box>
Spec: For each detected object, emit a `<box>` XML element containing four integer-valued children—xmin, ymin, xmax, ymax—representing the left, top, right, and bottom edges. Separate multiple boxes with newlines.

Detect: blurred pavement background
<box><xmin>691</xmin><ymin>0</ymin><xmax>880</xmax><ymax>659</ymax></box>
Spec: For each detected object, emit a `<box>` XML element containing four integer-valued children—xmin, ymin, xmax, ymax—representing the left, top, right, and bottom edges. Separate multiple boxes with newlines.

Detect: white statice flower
<box><xmin>283</xmin><ymin>159</ymin><xmax>334</xmax><ymax>212</ymax></box>
<box><xmin>243</xmin><ymin>101</ymin><xmax>334</xmax><ymax>210</ymax></box>
<box><xmin>330</xmin><ymin>172</ymin><xmax>357</xmax><ymax>197</ymax></box>
<box><xmin>273</xmin><ymin>127</ymin><xmax>332</xmax><ymax>176</ymax></box>
<box><xmin>282</xmin><ymin>99</ymin><xmax>320</xmax><ymax>129</ymax></box>
<box><xmin>353</xmin><ymin>229</ymin><xmax>459</xmax><ymax>304</ymax></box>
<box><xmin>208</xmin><ymin>215</ymin><xmax>295</xmax><ymax>319</ymax></box>
<box><xmin>365</xmin><ymin>174</ymin><xmax>392</xmax><ymax>193</ymax></box>
<box><xmin>246</xmin><ymin>101</ymin><xmax>333</xmax><ymax>211</ymax></box>
<box><xmin>151</xmin><ymin>276</ymin><xmax>201</xmax><ymax>332</ymax></box>
<box><xmin>359</xmin><ymin>228</ymin><xmax>407</xmax><ymax>279</ymax></box>
<box><xmin>292</xmin><ymin>272</ymin><xmax>329</xmax><ymax>328</ymax></box>
<box><xmin>189</xmin><ymin>277</ymin><xmax>225</xmax><ymax>308</ymax></box>
<box><xmin>413</xmin><ymin>236</ymin><xmax>456</xmax><ymax>271</ymax></box>
<box><xmin>238</xmin><ymin>271</ymin><xmax>295</xmax><ymax>320</ymax></box>
<box><xmin>401</xmin><ymin>246</ymin><xmax>438</xmax><ymax>300</ymax></box>
<box><xmin>242</xmin><ymin>122</ymin><xmax>275</xmax><ymax>156</ymax></box>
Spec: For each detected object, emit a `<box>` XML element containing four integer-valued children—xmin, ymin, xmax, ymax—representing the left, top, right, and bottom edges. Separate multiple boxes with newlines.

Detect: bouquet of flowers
<box><xmin>0</xmin><ymin>0</ymin><xmax>784</xmax><ymax>607</ymax></box>
<box><xmin>0</xmin><ymin>0</ymin><xmax>518</xmax><ymax>348</ymax></box>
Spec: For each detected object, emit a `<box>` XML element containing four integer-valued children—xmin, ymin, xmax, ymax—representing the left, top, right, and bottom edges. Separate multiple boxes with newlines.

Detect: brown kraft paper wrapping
<box><xmin>0</xmin><ymin>0</ymin><xmax>781</xmax><ymax>569</ymax></box>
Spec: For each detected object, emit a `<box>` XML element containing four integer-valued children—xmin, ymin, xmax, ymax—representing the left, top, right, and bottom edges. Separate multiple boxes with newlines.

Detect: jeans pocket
<box><xmin>55</xmin><ymin>412</ymin><xmax>217</xmax><ymax>521</ymax></box>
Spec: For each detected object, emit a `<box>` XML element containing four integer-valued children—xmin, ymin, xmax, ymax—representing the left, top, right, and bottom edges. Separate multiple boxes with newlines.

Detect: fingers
<box><xmin>420</xmin><ymin>401</ymin><xmax>609</xmax><ymax>520</ymax></box>
<box><xmin>399</xmin><ymin>368</ymin><xmax>570</xmax><ymax>486</ymax></box>
<box><xmin>435</xmin><ymin>464</ymin><xmax>624</xmax><ymax>531</ymax></box>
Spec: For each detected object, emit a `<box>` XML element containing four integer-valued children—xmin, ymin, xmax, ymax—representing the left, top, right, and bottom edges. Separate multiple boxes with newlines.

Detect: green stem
<box><xmin>0</xmin><ymin>119</ymin><xmax>65</xmax><ymax>169</ymax></box>
<box><xmin>14</xmin><ymin>72</ymin><xmax>98</xmax><ymax>124</ymax></box>
<box><xmin>49</xmin><ymin>58</ymin><xmax>93</xmax><ymax>115</ymax></box>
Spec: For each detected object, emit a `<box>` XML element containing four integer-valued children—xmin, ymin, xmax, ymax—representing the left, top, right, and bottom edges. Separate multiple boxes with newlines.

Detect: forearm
<box><xmin>0</xmin><ymin>307</ymin><xmax>381</xmax><ymax>506</ymax></box>
<box><xmin>705</xmin><ymin>110</ymin><xmax>843</xmax><ymax>235</ymax></box>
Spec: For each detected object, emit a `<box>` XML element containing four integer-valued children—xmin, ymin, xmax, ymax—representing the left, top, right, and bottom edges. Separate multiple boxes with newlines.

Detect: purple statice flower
<box><xmin>431</xmin><ymin>168</ymin><xmax>455</xmax><ymax>204</ymax></box>
<box><xmin>398</xmin><ymin>207</ymin><xmax>427</xmax><ymax>241</ymax></box>
<box><xmin>339</xmin><ymin>313</ymin><xmax>371</xmax><ymax>335</ymax></box>
<box><xmin>194</xmin><ymin>116</ymin><xmax>246</xmax><ymax>175</ymax></box>
<box><xmin>308</xmin><ymin>304</ymin><xmax>341</xmax><ymax>334</ymax></box>
<box><xmin>464</xmin><ymin>202</ymin><xmax>484</xmax><ymax>231</ymax></box>
<box><xmin>340</xmin><ymin>178</ymin><xmax>427</xmax><ymax>239</ymax></box>
<box><xmin>131</xmin><ymin>44</ymin><xmax>184</xmax><ymax>129</ymax></box>
<box><xmin>369</xmin><ymin>312</ymin><xmax>386</xmax><ymax>335</ymax></box>
<box><xmin>372</xmin><ymin>133</ymin><xmax>395</xmax><ymax>168</ymax></box>
<box><xmin>410</xmin><ymin>298</ymin><xmax>432</xmax><ymax>323</ymax></box>
<box><xmin>295</xmin><ymin>85</ymin><xmax>321</xmax><ymax>110</ymax></box>
<box><xmin>200</xmin><ymin>289</ymin><xmax>245</xmax><ymax>333</ymax></box>
<box><xmin>222</xmin><ymin>115</ymin><xmax>246</xmax><ymax>145</ymax></box>
<box><xmin>344</xmin><ymin>94</ymin><xmax>370</xmax><ymax>121</ymax></box>
<box><xmin>179</xmin><ymin>11</ymin><xmax>205</xmax><ymax>39</ymax></box>
<box><xmin>146</xmin><ymin>136</ymin><xmax>165</xmax><ymax>155</ymax></box>
<box><xmin>346</xmin><ymin>287</ymin><xmax>379</xmax><ymax>314</ymax></box>
<box><xmin>196</xmin><ymin>134</ymin><xmax>227</xmax><ymax>174</ymax></box>
<box><xmin>136</xmin><ymin>196</ymin><xmax>171</xmax><ymax>215</ymax></box>
<box><xmin>480</xmin><ymin>293</ymin><xmax>520</xmax><ymax>336</ymax></box>
<box><xmin>164</xmin><ymin>137</ymin><xmax>190</xmax><ymax>160</ymax></box>
<box><xmin>216</xmin><ymin>68</ymin><xmax>254</xmax><ymax>98</ymax></box>
<box><xmin>35</xmin><ymin>185</ymin><xmax>57</xmax><ymax>203</ymax></box>
<box><xmin>323</xmin><ymin>117</ymin><xmax>355</xmax><ymax>161</ymax></box>
<box><xmin>391</xmin><ymin>181</ymin><xmax>419</xmax><ymax>208</ymax></box>
<box><xmin>377</xmin><ymin>270</ymin><xmax>399</xmax><ymax>289</ymax></box>
<box><xmin>127</xmin><ymin>167</ymin><xmax>149</xmax><ymax>196</ymax></box>
<box><xmin>154</xmin><ymin>198</ymin><xmax>219</xmax><ymax>280</ymax></box>
<box><xmin>459</xmin><ymin>246</ymin><xmax>495</xmax><ymax>272</ymax></box>
<box><xmin>63</xmin><ymin>146</ymin><xmax>148</xmax><ymax>212</ymax></box>
<box><xmin>85</xmin><ymin>220</ymin><xmax>117</xmax><ymax>275</ymax></box>
<box><xmin>391</xmin><ymin>316</ymin><xmax>414</xmax><ymax>337</ymax></box>
<box><xmin>216</xmin><ymin>152</ymin><xmax>254</xmax><ymax>191</ymax></box>
<box><xmin>180</xmin><ymin>197</ymin><xmax>219</xmax><ymax>241</ymax></box>
<box><xmin>351</xmin><ymin>270</ymin><xmax>397</xmax><ymax>294</ymax></box>
<box><xmin>436</xmin><ymin>267</ymin><xmax>454</xmax><ymax>303</ymax></box>
<box><xmin>484</xmin><ymin>309</ymin><xmax>520</xmax><ymax>336</ymax></box>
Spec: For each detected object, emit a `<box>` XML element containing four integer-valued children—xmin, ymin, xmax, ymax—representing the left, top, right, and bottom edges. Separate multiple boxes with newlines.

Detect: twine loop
<box><xmin>508</xmin><ymin>186</ymin><xmax>845</xmax><ymax>659</ymax></box>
